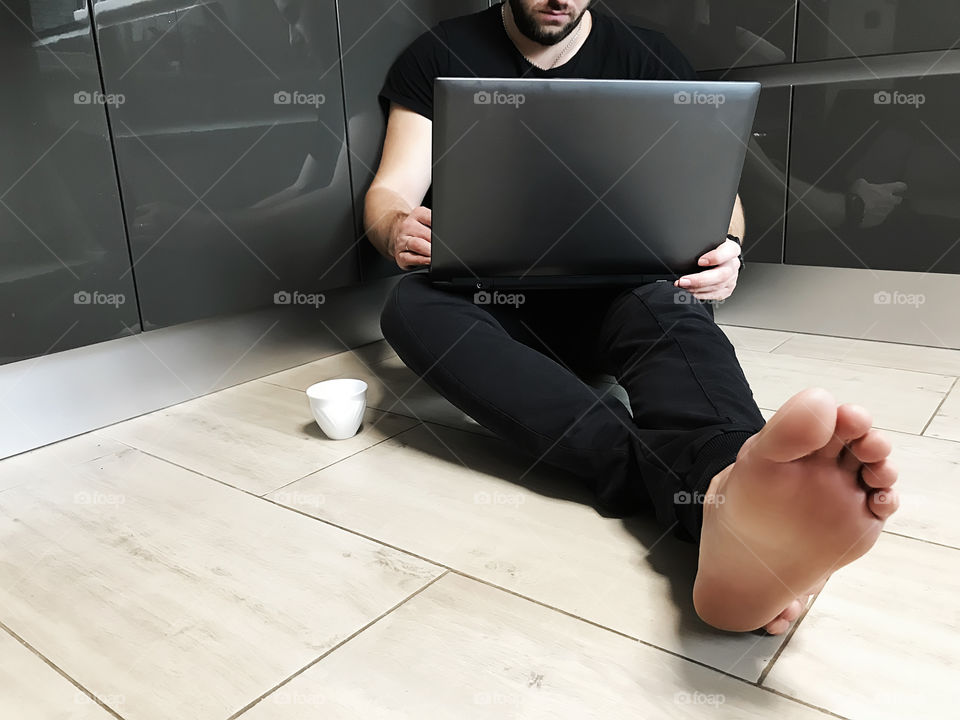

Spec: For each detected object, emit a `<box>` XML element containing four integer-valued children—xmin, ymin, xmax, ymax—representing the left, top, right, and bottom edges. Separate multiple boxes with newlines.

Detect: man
<box><xmin>365</xmin><ymin>1</ymin><xmax>899</xmax><ymax>635</ymax></box>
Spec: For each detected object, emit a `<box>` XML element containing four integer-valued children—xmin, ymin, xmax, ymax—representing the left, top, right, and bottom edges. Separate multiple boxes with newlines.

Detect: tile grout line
<box><xmin>881</xmin><ymin>529</ymin><xmax>960</xmax><ymax>553</ymax></box>
<box><xmin>919</xmin><ymin>375</ymin><xmax>958</xmax><ymax>437</ymax></box>
<box><xmin>0</xmin><ymin>618</ymin><xmax>127</xmax><ymax>720</ymax></box>
<box><xmin>225</xmin><ymin>570</ymin><xmax>451</xmax><ymax>720</ymax></box>
<box><xmin>756</xmin><ymin>591</ymin><xmax>820</xmax><ymax>686</ymax></box>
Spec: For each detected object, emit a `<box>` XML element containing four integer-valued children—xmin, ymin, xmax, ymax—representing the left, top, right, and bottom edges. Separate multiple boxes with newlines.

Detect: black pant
<box><xmin>380</xmin><ymin>273</ymin><xmax>766</xmax><ymax>541</ymax></box>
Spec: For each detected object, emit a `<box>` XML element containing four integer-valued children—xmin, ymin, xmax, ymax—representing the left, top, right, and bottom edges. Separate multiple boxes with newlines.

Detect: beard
<box><xmin>507</xmin><ymin>0</ymin><xmax>592</xmax><ymax>46</ymax></box>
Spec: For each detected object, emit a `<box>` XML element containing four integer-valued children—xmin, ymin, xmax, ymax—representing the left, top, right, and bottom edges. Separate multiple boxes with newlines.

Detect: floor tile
<box><xmin>267</xmin><ymin>352</ymin><xmax>493</xmax><ymax>437</ymax></box>
<box><xmin>0</xmin><ymin>448</ymin><xmax>441</xmax><ymax>720</ymax></box>
<box><xmin>267</xmin><ymin>424</ymin><xmax>790</xmax><ymax>681</ymax></box>
<box><xmin>100</xmin><ymin>380</ymin><xmax>419</xmax><ymax>494</ymax></box>
<box><xmin>0</xmin><ymin>434</ymin><xmax>129</xmax><ymax>494</ymax></box>
<box><xmin>239</xmin><ymin>573</ymin><xmax>830</xmax><ymax>720</ymax></box>
<box><xmin>773</xmin><ymin>333</ymin><xmax>960</xmax><ymax>376</ymax></box>
<box><xmin>764</xmin><ymin>533</ymin><xmax>960</xmax><ymax>720</ymax></box>
<box><xmin>739</xmin><ymin>349</ymin><xmax>953</xmax><ymax>434</ymax></box>
<box><xmin>718</xmin><ymin>325</ymin><xmax>794</xmax><ymax>352</ymax></box>
<box><xmin>924</xmin><ymin>381</ymin><xmax>960</xmax><ymax>442</ymax></box>
<box><xmin>882</xmin><ymin>430</ymin><xmax>960</xmax><ymax>549</ymax></box>
<box><xmin>0</xmin><ymin>630</ymin><xmax>115</xmax><ymax>719</ymax></box>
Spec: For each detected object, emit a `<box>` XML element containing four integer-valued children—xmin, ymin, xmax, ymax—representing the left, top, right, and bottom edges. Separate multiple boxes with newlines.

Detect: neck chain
<box><xmin>502</xmin><ymin>2</ymin><xmax>585</xmax><ymax>71</ymax></box>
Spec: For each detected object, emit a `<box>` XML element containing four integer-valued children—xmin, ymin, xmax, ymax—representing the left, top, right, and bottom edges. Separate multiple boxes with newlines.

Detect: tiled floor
<box><xmin>2</xmin><ymin>325</ymin><xmax>959</xmax><ymax>720</ymax></box>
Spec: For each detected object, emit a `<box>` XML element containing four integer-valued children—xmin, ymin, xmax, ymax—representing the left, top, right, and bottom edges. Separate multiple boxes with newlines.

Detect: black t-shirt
<box><xmin>378</xmin><ymin>3</ymin><xmax>697</xmax><ymax>206</ymax></box>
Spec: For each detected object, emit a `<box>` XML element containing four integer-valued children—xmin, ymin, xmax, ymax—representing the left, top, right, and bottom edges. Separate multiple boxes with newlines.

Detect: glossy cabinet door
<box><xmin>338</xmin><ymin>0</ymin><xmax>490</xmax><ymax>281</ymax></box>
<box><xmin>0</xmin><ymin>0</ymin><xmax>139</xmax><ymax>365</ymax></box>
<box><xmin>91</xmin><ymin>0</ymin><xmax>358</xmax><ymax>329</ymax></box>
<box><xmin>798</xmin><ymin>0</ymin><xmax>960</xmax><ymax>61</ymax></box>
<box><xmin>786</xmin><ymin>74</ymin><xmax>960</xmax><ymax>273</ymax></box>
<box><xmin>738</xmin><ymin>87</ymin><xmax>791</xmax><ymax>264</ymax></box>
<box><xmin>598</xmin><ymin>0</ymin><xmax>796</xmax><ymax>71</ymax></box>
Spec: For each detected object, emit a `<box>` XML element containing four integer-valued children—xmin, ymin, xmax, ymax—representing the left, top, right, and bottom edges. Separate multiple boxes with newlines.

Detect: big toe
<box><xmin>746</xmin><ymin>388</ymin><xmax>838</xmax><ymax>463</ymax></box>
<box><xmin>816</xmin><ymin>403</ymin><xmax>875</xmax><ymax>460</ymax></box>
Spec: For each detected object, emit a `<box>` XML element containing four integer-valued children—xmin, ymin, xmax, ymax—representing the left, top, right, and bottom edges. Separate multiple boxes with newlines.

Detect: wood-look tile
<box><xmin>773</xmin><ymin>333</ymin><xmax>960</xmax><ymax>376</ymax></box>
<box><xmin>100</xmin><ymin>380</ymin><xmax>419</xmax><ymax>494</ymax></box>
<box><xmin>0</xmin><ymin>434</ymin><xmax>129</xmax><ymax>494</ymax></box>
<box><xmin>739</xmin><ymin>349</ymin><xmax>953</xmax><ymax>434</ymax></box>
<box><xmin>764</xmin><ymin>533</ymin><xmax>960</xmax><ymax>720</ymax></box>
<box><xmin>0</xmin><ymin>630</ymin><xmax>116</xmax><ymax>719</ymax></box>
<box><xmin>268</xmin><ymin>424</ymin><xmax>791</xmax><ymax>681</ymax></box>
<box><xmin>718</xmin><ymin>325</ymin><xmax>794</xmax><ymax>352</ymax></box>
<box><xmin>924</xmin><ymin>381</ymin><xmax>960</xmax><ymax>443</ymax></box>
<box><xmin>0</xmin><ymin>448</ymin><xmax>441</xmax><ymax>720</ymax></box>
<box><xmin>240</xmin><ymin>573</ymin><xmax>831</xmax><ymax>720</ymax></box>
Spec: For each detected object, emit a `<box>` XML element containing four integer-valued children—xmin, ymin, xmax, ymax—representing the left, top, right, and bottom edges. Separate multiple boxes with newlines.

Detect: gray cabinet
<box><xmin>91</xmin><ymin>0</ymin><xmax>357</xmax><ymax>329</ymax></box>
<box><xmin>1</xmin><ymin>0</ymin><xmax>139</xmax><ymax>365</ymax></box>
<box><xmin>786</xmin><ymin>74</ymin><xmax>960</xmax><ymax>273</ymax></box>
<box><xmin>798</xmin><ymin>0</ymin><xmax>960</xmax><ymax>61</ymax></box>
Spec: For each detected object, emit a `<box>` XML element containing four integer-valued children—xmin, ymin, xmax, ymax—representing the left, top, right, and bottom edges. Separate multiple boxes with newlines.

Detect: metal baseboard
<box><xmin>715</xmin><ymin>263</ymin><xmax>960</xmax><ymax>349</ymax></box>
<box><xmin>0</xmin><ymin>277</ymin><xmax>400</xmax><ymax>460</ymax></box>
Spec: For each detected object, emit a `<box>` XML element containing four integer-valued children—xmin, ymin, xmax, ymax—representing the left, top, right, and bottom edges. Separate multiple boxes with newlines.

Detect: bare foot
<box><xmin>693</xmin><ymin>388</ymin><xmax>900</xmax><ymax>633</ymax></box>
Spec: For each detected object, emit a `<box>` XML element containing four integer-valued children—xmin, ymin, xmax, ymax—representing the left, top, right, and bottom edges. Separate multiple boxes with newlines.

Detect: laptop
<box><xmin>429</xmin><ymin>78</ymin><xmax>761</xmax><ymax>289</ymax></box>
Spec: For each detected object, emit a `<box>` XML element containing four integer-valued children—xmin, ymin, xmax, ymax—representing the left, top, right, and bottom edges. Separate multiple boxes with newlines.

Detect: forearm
<box><xmin>364</xmin><ymin>185</ymin><xmax>412</xmax><ymax>259</ymax></box>
<box><xmin>729</xmin><ymin>194</ymin><xmax>746</xmax><ymax>241</ymax></box>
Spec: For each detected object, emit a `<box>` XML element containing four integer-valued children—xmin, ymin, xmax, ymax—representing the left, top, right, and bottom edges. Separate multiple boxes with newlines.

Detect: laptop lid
<box><xmin>430</xmin><ymin>78</ymin><xmax>760</xmax><ymax>289</ymax></box>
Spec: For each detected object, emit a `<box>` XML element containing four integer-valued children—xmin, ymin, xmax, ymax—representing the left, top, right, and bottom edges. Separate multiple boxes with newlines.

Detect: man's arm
<box><xmin>364</xmin><ymin>103</ymin><xmax>434</xmax><ymax>269</ymax></box>
<box><xmin>729</xmin><ymin>194</ymin><xmax>745</xmax><ymax>241</ymax></box>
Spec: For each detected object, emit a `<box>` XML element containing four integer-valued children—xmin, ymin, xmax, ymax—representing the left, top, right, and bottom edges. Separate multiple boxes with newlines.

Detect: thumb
<box><xmin>883</xmin><ymin>181</ymin><xmax>908</xmax><ymax>196</ymax></box>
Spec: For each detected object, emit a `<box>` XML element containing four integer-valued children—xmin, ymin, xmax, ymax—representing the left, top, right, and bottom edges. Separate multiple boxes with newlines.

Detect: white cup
<box><xmin>306</xmin><ymin>379</ymin><xmax>368</xmax><ymax>440</ymax></box>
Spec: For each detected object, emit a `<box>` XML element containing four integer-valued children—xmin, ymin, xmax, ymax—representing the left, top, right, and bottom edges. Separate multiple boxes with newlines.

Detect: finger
<box><xmin>412</xmin><ymin>206</ymin><xmax>432</xmax><ymax>226</ymax></box>
<box><xmin>676</xmin><ymin>264</ymin><xmax>735</xmax><ymax>289</ymax></box>
<box><xmin>401</xmin><ymin>236</ymin><xmax>432</xmax><ymax>257</ymax></box>
<box><xmin>883</xmin><ymin>182</ymin><xmax>908</xmax><ymax>195</ymax></box>
<box><xmin>698</xmin><ymin>239</ymin><xmax>741</xmax><ymax>267</ymax></box>
<box><xmin>399</xmin><ymin>252</ymin><xmax>431</xmax><ymax>269</ymax></box>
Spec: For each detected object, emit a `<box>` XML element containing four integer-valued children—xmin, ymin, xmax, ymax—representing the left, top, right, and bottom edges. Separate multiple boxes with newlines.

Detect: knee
<box><xmin>379</xmin><ymin>272</ymin><xmax>433</xmax><ymax>348</ymax></box>
<box><xmin>629</xmin><ymin>281</ymin><xmax>715</xmax><ymax>319</ymax></box>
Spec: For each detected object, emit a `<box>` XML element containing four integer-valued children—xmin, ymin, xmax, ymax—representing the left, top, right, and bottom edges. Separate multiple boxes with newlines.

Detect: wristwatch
<box><xmin>727</xmin><ymin>234</ymin><xmax>744</xmax><ymax>270</ymax></box>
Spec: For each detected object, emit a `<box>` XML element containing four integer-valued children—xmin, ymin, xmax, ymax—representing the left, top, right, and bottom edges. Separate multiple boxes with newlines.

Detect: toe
<box><xmin>840</xmin><ymin>430</ymin><xmax>892</xmax><ymax>470</ymax></box>
<box><xmin>868</xmin><ymin>487</ymin><xmax>900</xmax><ymax>519</ymax></box>
<box><xmin>861</xmin><ymin>458</ymin><xmax>898</xmax><ymax>489</ymax></box>
<box><xmin>750</xmin><ymin>388</ymin><xmax>837</xmax><ymax>463</ymax></box>
<box><xmin>763</xmin><ymin>599</ymin><xmax>803</xmax><ymax>634</ymax></box>
<box><xmin>816</xmin><ymin>404</ymin><xmax>874</xmax><ymax>460</ymax></box>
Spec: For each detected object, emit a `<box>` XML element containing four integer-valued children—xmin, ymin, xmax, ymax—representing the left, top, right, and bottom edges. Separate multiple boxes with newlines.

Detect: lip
<box><xmin>540</xmin><ymin>9</ymin><xmax>569</xmax><ymax>18</ymax></box>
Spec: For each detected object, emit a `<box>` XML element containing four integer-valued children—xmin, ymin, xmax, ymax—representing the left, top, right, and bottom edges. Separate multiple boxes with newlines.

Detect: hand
<box><xmin>851</xmin><ymin>178</ymin><xmax>908</xmax><ymax>229</ymax></box>
<box><xmin>674</xmin><ymin>237</ymin><xmax>742</xmax><ymax>301</ymax></box>
<box><xmin>390</xmin><ymin>206</ymin><xmax>432</xmax><ymax>270</ymax></box>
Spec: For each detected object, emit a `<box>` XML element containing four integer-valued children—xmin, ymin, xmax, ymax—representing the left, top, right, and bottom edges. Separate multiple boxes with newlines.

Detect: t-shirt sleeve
<box><xmin>378</xmin><ymin>27</ymin><xmax>448</xmax><ymax>121</ymax></box>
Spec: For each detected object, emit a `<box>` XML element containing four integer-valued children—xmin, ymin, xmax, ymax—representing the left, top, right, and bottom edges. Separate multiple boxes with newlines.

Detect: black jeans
<box><xmin>380</xmin><ymin>273</ymin><xmax>766</xmax><ymax>541</ymax></box>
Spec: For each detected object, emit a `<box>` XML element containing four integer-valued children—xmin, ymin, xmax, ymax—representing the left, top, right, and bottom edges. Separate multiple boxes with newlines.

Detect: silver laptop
<box><xmin>430</xmin><ymin>78</ymin><xmax>760</xmax><ymax>289</ymax></box>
